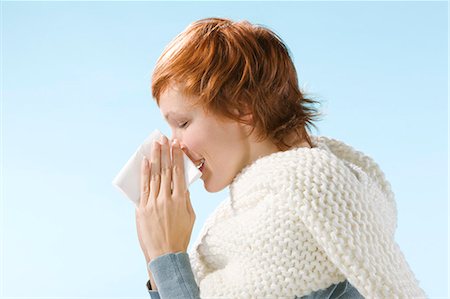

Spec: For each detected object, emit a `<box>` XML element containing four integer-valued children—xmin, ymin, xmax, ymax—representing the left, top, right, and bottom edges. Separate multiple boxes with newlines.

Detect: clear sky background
<box><xmin>1</xmin><ymin>1</ymin><xmax>448</xmax><ymax>298</ymax></box>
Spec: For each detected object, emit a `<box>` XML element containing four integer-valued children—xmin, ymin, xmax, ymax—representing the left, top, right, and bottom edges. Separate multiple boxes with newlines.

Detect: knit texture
<box><xmin>188</xmin><ymin>135</ymin><xmax>427</xmax><ymax>299</ymax></box>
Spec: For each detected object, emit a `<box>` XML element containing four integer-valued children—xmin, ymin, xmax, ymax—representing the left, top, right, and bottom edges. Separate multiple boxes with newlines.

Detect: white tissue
<box><xmin>112</xmin><ymin>129</ymin><xmax>202</xmax><ymax>206</ymax></box>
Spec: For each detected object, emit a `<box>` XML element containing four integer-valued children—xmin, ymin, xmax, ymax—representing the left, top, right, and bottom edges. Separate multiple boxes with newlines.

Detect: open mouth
<box><xmin>197</xmin><ymin>159</ymin><xmax>205</xmax><ymax>172</ymax></box>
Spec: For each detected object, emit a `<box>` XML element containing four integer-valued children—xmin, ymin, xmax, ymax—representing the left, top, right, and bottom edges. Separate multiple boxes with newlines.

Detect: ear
<box><xmin>232</xmin><ymin>107</ymin><xmax>253</xmax><ymax>125</ymax></box>
<box><xmin>240</xmin><ymin>112</ymin><xmax>253</xmax><ymax>125</ymax></box>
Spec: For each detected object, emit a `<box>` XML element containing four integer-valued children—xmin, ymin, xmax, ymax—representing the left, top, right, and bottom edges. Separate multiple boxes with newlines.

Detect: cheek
<box><xmin>181</xmin><ymin>126</ymin><xmax>210</xmax><ymax>152</ymax></box>
<box><xmin>181</xmin><ymin>118</ymin><xmax>237</xmax><ymax>156</ymax></box>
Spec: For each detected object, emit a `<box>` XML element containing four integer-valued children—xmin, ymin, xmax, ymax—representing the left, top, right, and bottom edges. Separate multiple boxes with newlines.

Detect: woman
<box><xmin>135</xmin><ymin>17</ymin><xmax>427</xmax><ymax>299</ymax></box>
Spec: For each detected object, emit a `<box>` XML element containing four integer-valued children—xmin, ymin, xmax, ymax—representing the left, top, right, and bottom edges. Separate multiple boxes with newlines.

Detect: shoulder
<box><xmin>230</xmin><ymin>145</ymin><xmax>352</xmax><ymax>197</ymax></box>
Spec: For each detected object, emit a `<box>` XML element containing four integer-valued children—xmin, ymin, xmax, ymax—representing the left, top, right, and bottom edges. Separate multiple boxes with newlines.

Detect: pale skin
<box><xmin>135</xmin><ymin>136</ymin><xmax>195</xmax><ymax>290</ymax></box>
<box><xmin>135</xmin><ymin>85</ymin><xmax>312</xmax><ymax>290</ymax></box>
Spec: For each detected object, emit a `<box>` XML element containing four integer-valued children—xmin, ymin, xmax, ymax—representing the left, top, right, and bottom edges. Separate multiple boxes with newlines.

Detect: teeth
<box><xmin>197</xmin><ymin>159</ymin><xmax>205</xmax><ymax>169</ymax></box>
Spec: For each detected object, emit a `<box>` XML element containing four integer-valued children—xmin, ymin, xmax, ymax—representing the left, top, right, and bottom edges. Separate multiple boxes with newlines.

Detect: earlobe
<box><xmin>238</xmin><ymin>116</ymin><xmax>256</xmax><ymax>138</ymax></box>
<box><xmin>232</xmin><ymin>107</ymin><xmax>251</xmax><ymax>121</ymax></box>
<box><xmin>243</xmin><ymin>112</ymin><xmax>252</xmax><ymax>121</ymax></box>
<box><xmin>240</xmin><ymin>112</ymin><xmax>253</xmax><ymax>126</ymax></box>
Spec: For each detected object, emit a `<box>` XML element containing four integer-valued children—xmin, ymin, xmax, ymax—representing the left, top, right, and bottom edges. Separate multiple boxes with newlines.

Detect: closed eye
<box><xmin>178</xmin><ymin>121</ymin><xmax>189</xmax><ymax>128</ymax></box>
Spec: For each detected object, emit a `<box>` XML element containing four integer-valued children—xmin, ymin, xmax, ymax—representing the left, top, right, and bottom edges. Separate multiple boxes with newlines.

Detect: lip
<box><xmin>196</xmin><ymin>159</ymin><xmax>205</xmax><ymax>173</ymax></box>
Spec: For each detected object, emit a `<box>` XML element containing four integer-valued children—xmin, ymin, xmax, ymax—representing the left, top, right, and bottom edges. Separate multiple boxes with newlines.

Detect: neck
<box><xmin>245</xmin><ymin>132</ymin><xmax>312</xmax><ymax>169</ymax></box>
<box><xmin>284</xmin><ymin>131</ymin><xmax>313</xmax><ymax>149</ymax></box>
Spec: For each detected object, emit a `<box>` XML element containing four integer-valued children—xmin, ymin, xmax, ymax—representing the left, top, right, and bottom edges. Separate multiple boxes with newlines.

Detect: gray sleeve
<box><xmin>296</xmin><ymin>280</ymin><xmax>365</xmax><ymax>299</ymax></box>
<box><xmin>146</xmin><ymin>279</ymin><xmax>161</xmax><ymax>299</ymax></box>
<box><xmin>148</xmin><ymin>251</ymin><xmax>200</xmax><ymax>299</ymax></box>
<box><xmin>148</xmin><ymin>290</ymin><xmax>161</xmax><ymax>299</ymax></box>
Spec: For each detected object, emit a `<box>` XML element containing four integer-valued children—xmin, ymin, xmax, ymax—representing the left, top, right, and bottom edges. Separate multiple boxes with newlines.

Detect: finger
<box><xmin>149</xmin><ymin>140</ymin><xmax>161</xmax><ymax>202</ymax></box>
<box><xmin>179</xmin><ymin>142</ymin><xmax>191</xmax><ymax>160</ymax></box>
<box><xmin>140</xmin><ymin>156</ymin><xmax>150</xmax><ymax>207</ymax></box>
<box><xmin>171</xmin><ymin>139</ymin><xmax>187</xmax><ymax>197</ymax></box>
<box><xmin>160</xmin><ymin>135</ymin><xmax>172</xmax><ymax>197</ymax></box>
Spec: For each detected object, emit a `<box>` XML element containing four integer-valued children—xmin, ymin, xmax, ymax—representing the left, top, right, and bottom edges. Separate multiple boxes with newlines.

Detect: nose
<box><xmin>169</xmin><ymin>132</ymin><xmax>188</xmax><ymax>154</ymax></box>
<box><xmin>169</xmin><ymin>131</ymin><xmax>182</xmax><ymax>144</ymax></box>
<box><xmin>169</xmin><ymin>134</ymin><xmax>199</xmax><ymax>163</ymax></box>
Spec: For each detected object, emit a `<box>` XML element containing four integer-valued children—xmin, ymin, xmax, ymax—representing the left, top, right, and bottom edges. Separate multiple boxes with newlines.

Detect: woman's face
<box><xmin>158</xmin><ymin>85</ymin><xmax>251</xmax><ymax>192</ymax></box>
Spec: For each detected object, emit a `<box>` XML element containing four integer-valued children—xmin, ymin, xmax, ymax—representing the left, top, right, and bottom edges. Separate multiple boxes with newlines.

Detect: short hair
<box><xmin>151</xmin><ymin>17</ymin><xmax>322</xmax><ymax>150</ymax></box>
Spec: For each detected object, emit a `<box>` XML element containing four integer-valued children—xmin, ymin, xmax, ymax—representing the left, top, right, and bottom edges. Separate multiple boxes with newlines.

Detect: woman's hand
<box><xmin>135</xmin><ymin>136</ymin><xmax>196</xmax><ymax>261</ymax></box>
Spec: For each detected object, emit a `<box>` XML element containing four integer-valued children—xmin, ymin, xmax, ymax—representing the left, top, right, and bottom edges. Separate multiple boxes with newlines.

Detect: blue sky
<box><xmin>1</xmin><ymin>1</ymin><xmax>448</xmax><ymax>298</ymax></box>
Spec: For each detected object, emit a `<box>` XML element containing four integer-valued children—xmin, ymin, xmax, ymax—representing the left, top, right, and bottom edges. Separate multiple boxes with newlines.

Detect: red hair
<box><xmin>151</xmin><ymin>17</ymin><xmax>322</xmax><ymax>150</ymax></box>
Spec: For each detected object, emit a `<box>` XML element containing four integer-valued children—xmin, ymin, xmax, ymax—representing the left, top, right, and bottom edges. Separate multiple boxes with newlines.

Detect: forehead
<box><xmin>159</xmin><ymin>85</ymin><xmax>197</xmax><ymax>119</ymax></box>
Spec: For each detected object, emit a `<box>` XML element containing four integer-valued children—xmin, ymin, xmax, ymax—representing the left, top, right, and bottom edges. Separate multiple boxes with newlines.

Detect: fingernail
<box><xmin>160</xmin><ymin>135</ymin><xmax>167</xmax><ymax>144</ymax></box>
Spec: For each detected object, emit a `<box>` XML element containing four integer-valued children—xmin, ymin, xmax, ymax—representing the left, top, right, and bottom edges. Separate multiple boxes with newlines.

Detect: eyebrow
<box><xmin>163</xmin><ymin>111</ymin><xmax>185</xmax><ymax>121</ymax></box>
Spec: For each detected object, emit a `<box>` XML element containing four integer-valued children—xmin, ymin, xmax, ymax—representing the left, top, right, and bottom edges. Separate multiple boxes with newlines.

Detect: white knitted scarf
<box><xmin>188</xmin><ymin>136</ymin><xmax>427</xmax><ymax>299</ymax></box>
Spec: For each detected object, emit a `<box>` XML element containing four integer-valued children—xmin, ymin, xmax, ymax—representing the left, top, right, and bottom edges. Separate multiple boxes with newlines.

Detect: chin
<box><xmin>203</xmin><ymin>178</ymin><xmax>228</xmax><ymax>193</ymax></box>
